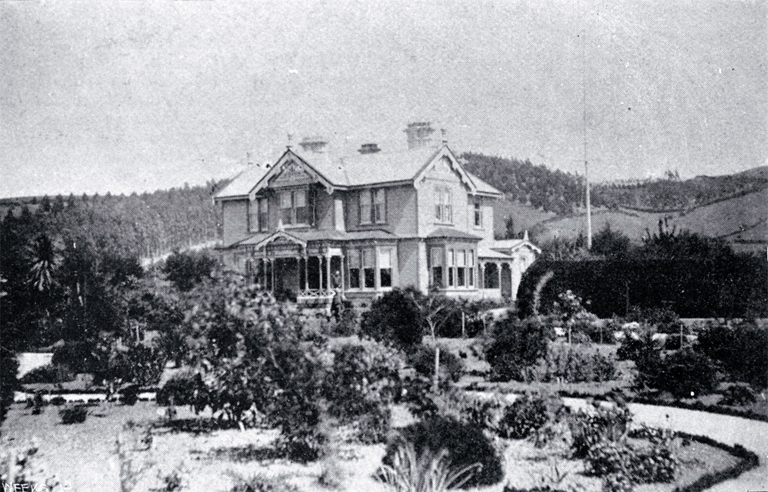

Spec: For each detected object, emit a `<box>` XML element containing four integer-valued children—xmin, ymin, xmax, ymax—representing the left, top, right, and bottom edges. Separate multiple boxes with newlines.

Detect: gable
<box><xmin>269</xmin><ymin>160</ymin><xmax>315</xmax><ymax>187</ymax></box>
<box><xmin>415</xmin><ymin>148</ymin><xmax>477</xmax><ymax>193</ymax></box>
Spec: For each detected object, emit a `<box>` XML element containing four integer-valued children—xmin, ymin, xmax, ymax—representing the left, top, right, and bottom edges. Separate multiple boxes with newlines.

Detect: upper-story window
<box><xmin>473</xmin><ymin>200</ymin><xmax>483</xmax><ymax>228</ymax></box>
<box><xmin>279</xmin><ymin>189</ymin><xmax>309</xmax><ymax>226</ymax></box>
<box><xmin>359</xmin><ymin>188</ymin><xmax>386</xmax><ymax>225</ymax></box>
<box><xmin>249</xmin><ymin>197</ymin><xmax>269</xmax><ymax>233</ymax></box>
<box><xmin>435</xmin><ymin>186</ymin><xmax>453</xmax><ymax>224</ymax></box>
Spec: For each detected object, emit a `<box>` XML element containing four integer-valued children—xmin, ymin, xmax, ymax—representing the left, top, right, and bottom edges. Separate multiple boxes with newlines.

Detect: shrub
<box><xmin>409</xmin><ymin>344</ymin><xmax>463</xmax><ymax>387</ymax></box>
<box><xmin>30</xmin><ymin>390</ymin><xmax>45</xmax><ymax>414</ymax></box>
<box><xmin>626</xmin><ymin>305</ymin><xmax>684</xmax><ymax>334</ymax></box>
<box><xmin>719</xmin><ymin>384</ymin><xmax>757</xmax><ymax>407</ymax></box>
<box><xmin>52</xmin><ymin>340</ymin><xmax>99</xmax><ymax>374</ymax></box>
<box><xmin>330</xmin><ymin>305</ymin><xmax>358</xmax><ymax>337</ymax></box>
<box><xmin>585</xmin><ymin>437</ymin><xmax>677</xmax><ymax>485</ymax></box>
<box><xmin>1</xmin><ymin>347</ymin><xmax>19</xmax><ymax>427</ymax></box>
<box><xmin>59</xmin><ymin>404</ymin><xmax>88</xmax><ymax>424</ymax></box>
<box><xmin>156</xmin><ymin>371</ymin><xmax>208</xmax><ymax>407</ymax></box>
<box><xmin>162</xmin><ymin>250</ymin><xmax>217</xmax><ymax>292</ymax></box>
<box><xmin>119</xmin><ymin>384</ymin><xmax>139</xmax><ymax>406</ymax></box>
<box><xmin>570</xmin><ymin>404</ymin><xmax>632</xmax><ymax>459</ymax></box>
<box><xmin>228</xmin><ymin>474</ymin><xmax>299</xmax><ymax>492</ymax></box>
<box><xmin>378</xmin><ymin>442</ymin><xmax>483</xmax><ymax>492</ymax></box>
<box><xmin>360</xmin><ymin>288</ymin><xmax>425</xmax><ymax>351</ymax></box>
<box><xmin>50</xmin><ymin>396</ymin><xmax>66</xmax><ymax>406</ymax></box>
<box><xmin>636</xmin><ymin>348</ymin><xmax>719</xmax><ymax>398</ymax></box>
<box><xmin>498</xmin><ymin>394</ymin><xmax>549</xmax><ymax>439</ymax></box>
<box><xmin>697</xmin><ymin>321</ymin><xmax>768</xmax><ymax>389</ymax></box>
<box><xmin>96</xmin><ymin>343</ymin><xmax>167</xmax><ymax>388</ymax></box>
<box><xmin>535</xmin><ymin>344</ymin><xmax>617</xmax><ymax>383</ymax></box>
<box><xmin>384</xmin><ymin>415</ymin><xmax>504</xmax><ymax>488</ymax></box>
<box><xmin>20</xmin><ymin>364</ymin><xmax>75</xmax><ymax>384</ymax></box>
<box><xmin>485</xmin><ymin>317</ymin><xmax>550</xmax><ymax>382</ymax></box>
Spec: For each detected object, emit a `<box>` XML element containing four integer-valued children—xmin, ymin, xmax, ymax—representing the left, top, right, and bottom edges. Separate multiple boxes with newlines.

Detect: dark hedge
<box><xmin>517</xmin><ymin>257</ymin><xmax>768</xmax><ymax>319</ymax></box>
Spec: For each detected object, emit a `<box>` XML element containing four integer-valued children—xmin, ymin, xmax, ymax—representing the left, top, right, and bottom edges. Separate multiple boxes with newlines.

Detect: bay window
<box><xmin>379</xmin><ymin>248</ymin><xmax>392</xmax><ymax>288</ymax></box>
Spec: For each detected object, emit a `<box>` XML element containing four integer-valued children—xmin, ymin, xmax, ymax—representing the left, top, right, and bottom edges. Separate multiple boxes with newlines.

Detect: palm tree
<box><xmin>28</xmin><ymin>234</ymin><xmax>57</xmax><ymax>292</ymax></box>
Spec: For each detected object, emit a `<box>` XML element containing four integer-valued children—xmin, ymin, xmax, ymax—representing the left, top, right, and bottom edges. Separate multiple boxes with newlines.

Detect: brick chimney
<box><xmin>298</xmin><ymin>136</ymin><xmax>328</xmax><ymax>153</ymax></box>
<box><xmin>404</xmin><ymin>122</ymin><xmax>435</xmax><ymax>150</ymax></box>
<box><xmin>358</xmin><ymin>143</ymin><xmax>381</xmax><ymax>154</ymax></box>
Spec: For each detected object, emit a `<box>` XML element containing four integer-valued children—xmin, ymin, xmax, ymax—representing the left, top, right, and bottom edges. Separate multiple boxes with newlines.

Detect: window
<box><xmin>431</xmin><ymin>247</ymin><xmax>443</xmax><ymax>288</ymax></box>
<box><xmin>362</xmin><ymin>249</ymin><xmax>375</xmax><ymax>288</ymax></box>
<box><xmin>435</xmin><ymin>186</ymin><xmax>453</xmax><ymax>223</ymax></box>
<box><xmin>249</xmin><ymin>197</ymin><xmax>269</xmax><ymax>233</ymax></box>
<box><xmin>359</xmin><ymin>189</ymin><xmax>386</xmax><ymax>225</ymax></box>
<box><xmin>279</xmin><ymin>189</ymin><xmax>309</xmax><ymax>226</ymax></box>
<box><xmin>468</xmin><ymin>250</ymin><xmax>475</xmax><ymax>287</ymax></box>
<box><xmin>473</xmin><ymin>201</ymin><xmax>482</xmax><ymax>228</ymax></box>
<box><xmin>379</xmin><ymin>248</ymin><xmax>392</xmax><ymax>288</ymax></box>
<box><xmin>457</xmin><ymin>250</ymin><xmax>466</xmax><ymax>287</ymax></box>
<box><xmin>447</xmin><ymin>249</ymin><xmax>455</xmax><ymax>287</ymax></box>
<box><xmin>348</xmin><ymin>250</ymin><xmax>360</xmax><ymax>289</ymax></box>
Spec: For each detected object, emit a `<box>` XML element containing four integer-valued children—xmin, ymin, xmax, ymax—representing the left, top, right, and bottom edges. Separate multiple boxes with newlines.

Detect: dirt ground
<box><xmin>1</xmin><ymin>400</ymin><xmax>743</xmax><ymax>492</ymax></box>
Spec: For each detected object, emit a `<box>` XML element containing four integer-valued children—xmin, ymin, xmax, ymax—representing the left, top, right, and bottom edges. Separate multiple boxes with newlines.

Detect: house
<box><xmin>213</xmin><ymin>122</ymin><xmax>539</xmax><ymax>306</ymax></box>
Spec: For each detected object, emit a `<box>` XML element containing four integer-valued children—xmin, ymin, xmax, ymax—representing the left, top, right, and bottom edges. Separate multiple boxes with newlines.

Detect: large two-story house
<box><xmin>214</xmin><ymin>122</ymin><xmax>539</xmax><ymax>306</ymax></box>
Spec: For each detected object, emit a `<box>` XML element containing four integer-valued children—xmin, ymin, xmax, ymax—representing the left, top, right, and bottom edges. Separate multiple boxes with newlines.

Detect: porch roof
<box><xmin>230</xmin><ymin>228</ymin><xmax>399</xmax><ymax>249</ymax></box>
<box><xmin>426</xmin><ymin>228</ymin><xmax>483</xmax><ymax>241</ymax></box>
<box><xmin>477</xmin><ymin>245</ymin><xmax>513</xmax><ymax>260</ymax></box>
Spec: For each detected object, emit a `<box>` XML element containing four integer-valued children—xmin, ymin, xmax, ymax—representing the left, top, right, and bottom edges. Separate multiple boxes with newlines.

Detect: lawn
<box><xmin>0</xmin><ymin>399</ymin><xmax>745</xmax><ymax>492</ymax></box>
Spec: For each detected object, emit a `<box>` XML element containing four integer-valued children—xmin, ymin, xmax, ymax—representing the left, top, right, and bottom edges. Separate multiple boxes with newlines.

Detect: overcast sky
<box><xmin>1</xmin><ymin>0</ymin><xmax>765</xmax><ymax>198</ymax></box>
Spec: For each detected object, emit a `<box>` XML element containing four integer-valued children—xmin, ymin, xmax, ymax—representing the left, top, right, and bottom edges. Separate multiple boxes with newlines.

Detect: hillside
<box><xmin>530</xmin><ymin>187</ymin><xmax>768</xmax><ymax>254</ymax></box>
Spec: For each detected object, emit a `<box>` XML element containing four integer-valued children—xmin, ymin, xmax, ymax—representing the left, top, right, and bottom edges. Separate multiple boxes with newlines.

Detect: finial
<box><xmin>441</xmin><ymin>128</ymin><xmax>447</xmax><ymax>144</ymax></box>
<box><xmin>287</xmin><ymin>133</ymin><xmax>294</xmax><ymax>149</ymax></box>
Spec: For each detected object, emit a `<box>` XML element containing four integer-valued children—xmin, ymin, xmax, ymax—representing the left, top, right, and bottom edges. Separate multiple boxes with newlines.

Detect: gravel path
<box><xmin>563</xmin><ymin>398</ymin><xmax>768</xmax><ymax>492</ymax></box>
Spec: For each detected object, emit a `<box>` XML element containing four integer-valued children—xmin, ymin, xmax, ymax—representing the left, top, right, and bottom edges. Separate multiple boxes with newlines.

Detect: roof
<box><xmin>477</xmin><ymin>246</ymin><xmax>513</xmax><ymax>260</ymax></box>
<box><xmin>426</xmin><ymin>228</ymin><xmax>483</xmax><ymax>241</ymax></box>
<box><xmin>226</xmin><ymin>228</ymin><xmax>399</xmax><ymax>249</ymax></box>
<box><xmin>215</xmin><ymin>144</ymin><xmax>503</xmax><ymax>201</ymax></box>
<box><xmin>214</xmin><ymin>164</ymin><xmax>271</xmax><ymax>200</ymax></box>
<box><xmin>487</xmin><ymin>238</ymin><xmax>542</xmax><ymax>254</ymax></box>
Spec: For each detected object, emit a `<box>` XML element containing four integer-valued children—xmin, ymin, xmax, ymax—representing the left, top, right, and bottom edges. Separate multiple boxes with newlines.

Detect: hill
<box><xmin>530</xmin><ymin>187</ymin><xmax>768</xmax><ymax>254</ymax></box>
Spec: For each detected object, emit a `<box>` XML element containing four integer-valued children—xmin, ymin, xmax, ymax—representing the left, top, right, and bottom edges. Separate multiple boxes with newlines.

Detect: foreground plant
<box><xmin>377</xmin><ymin>442</ymin><xmax>482</xmax><ymax>492</ymax></box>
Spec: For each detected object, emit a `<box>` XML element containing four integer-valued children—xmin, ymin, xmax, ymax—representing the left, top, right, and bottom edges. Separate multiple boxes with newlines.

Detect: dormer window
<box><xmin>279</xmin><ymin>189</ymin><xmax>309</xmax><ymax>226</ymax></box>
<box><xmin>359</xmin><ymin>188</ymin><xmax>386</xmax><ymax>225</ymax></box>
<box><xmin>435</xmin><ymin>186</ymin><xmax>453</xmax><ymax>224</ymax></box>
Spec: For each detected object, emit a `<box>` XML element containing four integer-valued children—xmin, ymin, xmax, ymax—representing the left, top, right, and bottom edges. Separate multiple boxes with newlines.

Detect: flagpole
<box><xmin>582</xmin><ymin>4</ymin><xmax>592</xmax><ymax>250</ymax></box>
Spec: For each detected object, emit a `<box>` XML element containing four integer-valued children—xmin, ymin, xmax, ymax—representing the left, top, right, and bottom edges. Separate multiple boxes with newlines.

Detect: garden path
<box><xmin>563</xmin><ymin>398</ymin><xmax>768</xmax><ymax>492</ymax></box>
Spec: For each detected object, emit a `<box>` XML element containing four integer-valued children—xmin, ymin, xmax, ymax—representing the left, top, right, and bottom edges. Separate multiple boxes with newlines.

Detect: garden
<box><xmin>1</xmin><ymin>253</ymin><xmax>766</xmax><ymax>492</ymax></box>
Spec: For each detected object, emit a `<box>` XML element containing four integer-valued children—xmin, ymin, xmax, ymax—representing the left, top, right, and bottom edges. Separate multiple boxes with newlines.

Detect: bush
<box><xmin>360</xmin><ymin>288</ymin><xmax>425</xmax><ymax>351</ymax></box>
<box><xmin>30</xmin><ymin>390</ymin><xmax>45</xmax><ymax>414</ymax></box>
<box><xmin>156</xmin><ymin>371</ymin><xmax>208</xmax><ymax>407</ymax></box>
<box><xmin>20</xmin><ymin>363</ymin><xmax>75</xmax><ymax>384</ymax></box>
<box><xmin>498</xmin><ymin>394</ymin><xmax>549</xmax><ymax>439</ymax></box>
<box><xmin>719</xmin><ymin>384</ymin><xmax>757</xmax><ymax>407</ymax></box>
<box><xmin>535</xmin><ymin>344</ymin><xmax>617</xmax><ymax>383</ymax></box>
<box><xmin>636</xmin><ymin>348</ymin><xmax>719</xmax><ymax>398</ymax></box>
<box><xmin>52</xmin><ymin>340</ymin><xmax>99</xmax><ymax>374</ymax></box>
<box><xmin>626</xmin><ymin>305</ymin><xmax>684</xmax><ymax>334</ymax></box>
<box><xmin>384</xmin><ymin>415</ymin><xmax>504</xmax><ymax>488</ymax></box>
<box><xmin>697</xmin><ymin>321</ymin><xmax>768</xmax><ymax>389</ymax></box>
<box><xmin>50</xmin><ymin>396</ymin><xmax>66</xmax><ymax>406</ymax></box>
<box><xmin>59</xmin><ymin>404</ymin><xmax>88</xmax><ymax>424</ymax></box>
<box><xmin>409</xmin><ymin>344</ymin><xmax>463</xmax><ymax>387</ymax></box>
<box><xmin>1</xmin><ymin>347</ymin><xmax>19</xmax><ymax>427</ymax></box>
<box><xmin>570</xmin><ymin>404</ymin><xmax>632</xmax><ymax>459</ymax></box>
<box><xmin>330</xmin><ymin>305</ymin><xmax>358</xmax><ymax>336</ymax></box>
<box><xmin>586</xmin><ymin>436</ymin><xmax>677</xmax><ymax>485</ymax></box>
<box><xmin>485</xmin><ymin>317</ymin><xmax>550</xmax><ymax>382</ymax></box>
<box><xmin>162</xmin><ymin>250</ymin><xmax>217</xmax><ymax>292</ymax></box>
<box><xmin>120</xmin><ymin>384</ymin><xmax>139</xmax><ymax>405</ymax></box>
<box><xmin>322</xmin><ymin>340</ymin><xmax>403</xmax><ymax>443</ymax></box>
<box><xmin>96</xmin><ymin>343</ymin><xmax>167</xmax><ymax>388</ymax></box>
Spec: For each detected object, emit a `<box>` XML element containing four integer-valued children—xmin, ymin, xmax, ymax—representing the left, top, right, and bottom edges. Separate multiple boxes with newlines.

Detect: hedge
<box><xmin>517</xmin><ymin>257</ymin><xmax>767</xmax><ymax>318</ymax></box>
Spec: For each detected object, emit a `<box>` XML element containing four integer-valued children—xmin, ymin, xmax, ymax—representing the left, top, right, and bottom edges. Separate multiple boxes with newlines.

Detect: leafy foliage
<box><xmin>697</xmin><ymin>321</ymin><xmax>768</xmax><ymax>389</ymax></box>
<box><xmin>534</xmin><ymin>344</ymin><xmax>617</xmax><ymax>383</ymax></box>
<box><xmin>360</xmin><ymin>287</ymin><xmax>425</xmax><ymax>351</ymax></box>
<box><xmin>377</xmin><ymin>442</ymin><xmax>483</xmax><ymax>492</ymax></box>
<box><xmin>156</xmin><ymin>371</ymin><xmax>208</xmax><ymax>407</ymax></box>
<box><xmin>635</xmin><ymin>348</ymin><xmax>719</xmax><ymax>398</ymax></box>
<box><xmin>59</xmin><ymin>404</ymin><xmax>88</xmax><ymax>424</ymax></box>
<box><xmin>719</xmin><ymin>385</ymin><xmax>757</xmax><ymax>407</ymax></box>
<box><xmin>497</xmin><ymin>394</ymin><xmax>549</xmax><ymax>439</ymax></box>
<box><xmin>0</xmin><ymin>347</ymin><xmax>19</xmax><ymax>428</ymax></box>
<box><xmin>485</xmin><ymin>317</ymin><xmax>550</xmax><ymax>382</ymax></box>
<box><xmin>409</xmin><ymin>345</ymin><xmax>463</xmax><ymax>388</ymax></box>
<box><xmin>19</xmin><ymin>364</ymin><xmax>75</xmax><ymax>384</ymax></box>
<box><xmin>162</xmin><ymin>251</ymin><xmax>217</xmax><ymax>292</ymax></box>
<box><xmin>384</xmin><ymin>415</ymin><xmax>504</xmax><ymax>488</ymax></box>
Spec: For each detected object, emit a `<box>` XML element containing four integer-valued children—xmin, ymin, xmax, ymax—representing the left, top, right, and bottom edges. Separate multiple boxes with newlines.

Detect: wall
<box><xmin>397</xmin><ymin>239</ymin><xmax>421</xmax><ymax>288</ymax></box>
<box><xmin>345</xmin><ymin>185</ymin><xmax>417</xmax><ymax>236</ymax></box>
<box><xmin>221</xmin><ymin>200</ymin><xmax>249</xmax><ymax>246</ymax></box>
<box><xmin>417</xmin><ymin>157</ymin><xmax>473</xmax><ymax>237</ymax></box>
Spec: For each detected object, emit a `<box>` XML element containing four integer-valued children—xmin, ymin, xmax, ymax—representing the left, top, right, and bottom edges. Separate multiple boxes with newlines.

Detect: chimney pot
<box><xmin>299</xmin><ymin>136</ymin><xmax>328</xmax><ymax>153</ymax></box>
<box><xmin>358</xmin><ymin>143</ymin><xmax>381</xmax><ymax>154</ymax></box>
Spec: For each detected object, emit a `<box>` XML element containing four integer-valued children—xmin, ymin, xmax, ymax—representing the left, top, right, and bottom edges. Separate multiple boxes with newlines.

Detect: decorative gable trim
<box><xmin>248</xmin><ymin>150</ymin><xmax>335</xmax><ymax>201</ymax></box>
<box><xmin>413</xmin><ymin>146</ymin><xmax>477</xmax><ymax>193</ymax></box>
<box><xmin>251</xmin><ymin>230</ymin><xmax>307</xmax><ymax>251</ymax></box>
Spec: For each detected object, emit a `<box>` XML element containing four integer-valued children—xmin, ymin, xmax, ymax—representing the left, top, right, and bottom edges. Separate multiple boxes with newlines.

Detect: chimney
<box><xmin>358</xmin><ymin>143</ymin><xmax>381</xmax><ymax>154</ymax></box>
<box><xmin>404</xmin><ymin>122</ymin><xmax>435</xmax><ymax>150</ymax></box>
<box><xmin>299</xmin><ymin>136</ymin><xmax>328</xmax><ymax>153</ymax></box>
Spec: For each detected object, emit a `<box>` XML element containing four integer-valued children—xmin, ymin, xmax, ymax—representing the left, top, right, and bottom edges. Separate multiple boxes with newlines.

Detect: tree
<box><xmin>360</xmin><ymin>287</ymin><xmax>425</xmax><ymax>351</ymax></box>
<box><xmin>591</xmin><ymin>223</ymin><xmax>632</xmax><ymax>259</ymax></box>
<box><xmin>407</xmin><ymin>290</ymin><xmax>451</xmax><ymax>392</ymax></box>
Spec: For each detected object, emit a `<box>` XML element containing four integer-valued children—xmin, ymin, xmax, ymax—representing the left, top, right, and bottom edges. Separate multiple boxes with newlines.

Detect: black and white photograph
<box><xmin>1</xmin><ymin>1</ymin><xmax>766</xmax><ymax>491</ymax></box>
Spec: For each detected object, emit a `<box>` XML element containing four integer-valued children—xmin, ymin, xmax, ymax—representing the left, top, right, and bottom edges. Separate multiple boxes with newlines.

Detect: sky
<box><xmin>1</xmin><ymin>0</ymin><xmax>766</xmax><ymax>198</ymax></box>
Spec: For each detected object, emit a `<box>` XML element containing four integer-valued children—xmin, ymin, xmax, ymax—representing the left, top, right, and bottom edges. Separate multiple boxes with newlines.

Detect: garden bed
<box><xmin>0</xmin><ymin>401</ymin><xmax>752</xmax><ymax>492</ymax></box>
